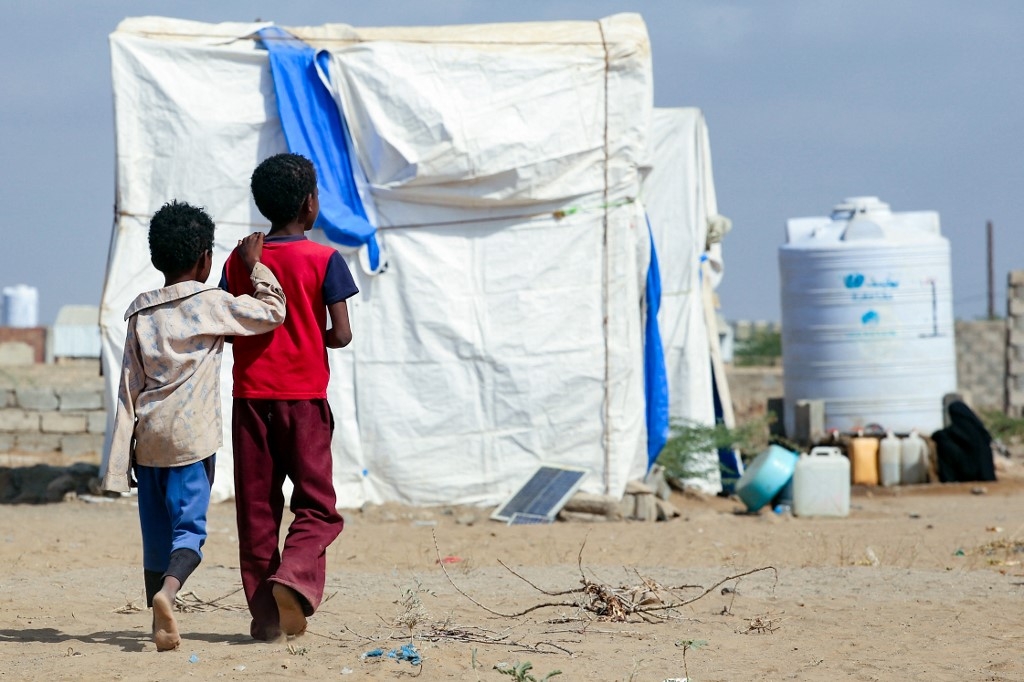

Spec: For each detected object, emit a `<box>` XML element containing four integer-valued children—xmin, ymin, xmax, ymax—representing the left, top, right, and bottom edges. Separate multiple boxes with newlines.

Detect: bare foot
<box><xmin>272</xmin><ymin>583</ymin><xmax>307</xmax><ymax>637</ymax></box>
<box><xmin>152</xmin><ymin>592</ymin><xmax>180</xmax><ymax>651</ymax></box>
<box><xmin>250</xmin><ymin>619</ymin><xmax>284</xmax><ymax>643</ymax></box>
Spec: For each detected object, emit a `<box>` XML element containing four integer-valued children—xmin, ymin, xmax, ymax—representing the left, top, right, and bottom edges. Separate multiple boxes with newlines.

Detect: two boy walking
<box><xmin>103</xmin><ymin>153</ymin><xmax>356</xmax><ymax>649</ymax></box>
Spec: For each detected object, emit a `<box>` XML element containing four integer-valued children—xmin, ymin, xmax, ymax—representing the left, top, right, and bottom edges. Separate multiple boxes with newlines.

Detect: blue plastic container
<box><xmin>772</xmin><ymin>476</ymin><xmax>794</xmax><ymax>508</ymax></box>
<box><xmin>735</xmin><ymin>444</ymin><xmax>799</xmax><ymax>512</ymax></box>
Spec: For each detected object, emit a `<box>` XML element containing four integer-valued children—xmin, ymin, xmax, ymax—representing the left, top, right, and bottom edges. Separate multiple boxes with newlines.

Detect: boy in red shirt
<box><xmin>221</xmin><ymin>153</ymin><xmax>358</xmax><ymax>640</ymax></box>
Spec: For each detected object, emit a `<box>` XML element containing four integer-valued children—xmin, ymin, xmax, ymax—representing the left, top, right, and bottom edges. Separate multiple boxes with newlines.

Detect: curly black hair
<box><xmin>251</xmin><ymin>153</ymin><xmax>318</xmax><ymax>224</ymax></box>
<box><xmin>148</xmin><ymin>200</ymin><xmax>215</xmax><ymax>276</ymax></box>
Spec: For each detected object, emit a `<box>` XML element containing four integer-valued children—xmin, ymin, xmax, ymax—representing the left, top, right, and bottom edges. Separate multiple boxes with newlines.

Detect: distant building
<box><xmin>52</xmin><ymin>304</ymin><xmax>100</xmax><ymax>361</ymax></box>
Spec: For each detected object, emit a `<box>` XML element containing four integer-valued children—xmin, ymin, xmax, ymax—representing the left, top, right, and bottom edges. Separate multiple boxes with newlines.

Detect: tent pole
<box><xmin>702</xmin><ymin>260</ymin><xmax>735</xmax><ymax>429</ymax></box>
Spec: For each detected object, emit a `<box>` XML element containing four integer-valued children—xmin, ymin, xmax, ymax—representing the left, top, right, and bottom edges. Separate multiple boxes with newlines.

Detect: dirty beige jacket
<box><xmin>102</xmin><ymin>262</ymin><xmax>285</xmax><ymax>493</ymax></box>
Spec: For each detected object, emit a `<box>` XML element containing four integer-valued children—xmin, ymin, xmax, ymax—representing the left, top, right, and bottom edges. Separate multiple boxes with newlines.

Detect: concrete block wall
<box><xmin>724</xmin><ymin>365</ymin><xmax>783</xmax><ymax>424</ymax></box>
<box><xmin>955</xmin><ymin>319</ymin><xmax>1007</xmax><ymax>411</ymax></box>
<box><xmin>0</xmin><ymin>382</ymin><xmax>105</xmax><ymax>462</ymax></box>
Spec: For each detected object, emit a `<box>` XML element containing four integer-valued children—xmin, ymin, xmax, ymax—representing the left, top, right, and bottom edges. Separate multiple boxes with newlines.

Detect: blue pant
<box><xmin>136</xmin><ymin>456</ymin><xmax>215</xmax><ymax>577</ymax></box>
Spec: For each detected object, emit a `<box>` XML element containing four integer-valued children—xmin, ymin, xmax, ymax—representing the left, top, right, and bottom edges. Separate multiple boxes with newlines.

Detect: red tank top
<box><xmin>225</xmin><ymin>238</ymin><xmax>334</xmax><ymax>399</ymax></box>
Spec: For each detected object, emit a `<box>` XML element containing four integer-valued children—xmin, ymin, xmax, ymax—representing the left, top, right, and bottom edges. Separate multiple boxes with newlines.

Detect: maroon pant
<box><xmin>232</xmin><ymin>398</ymin><xmax>344</xmax><ymax>634</ymax></box>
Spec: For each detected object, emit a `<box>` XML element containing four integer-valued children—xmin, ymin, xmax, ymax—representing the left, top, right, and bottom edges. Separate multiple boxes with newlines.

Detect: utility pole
<box><xmin>987</xmin><ymin>220</ymin><xmax>995</xmax><ymax>319</ymax></box>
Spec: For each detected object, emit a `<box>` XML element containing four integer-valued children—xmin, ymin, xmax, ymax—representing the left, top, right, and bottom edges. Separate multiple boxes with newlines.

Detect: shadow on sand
<box><xmin>0</xmin><ymin>627</ymin><xmax>254</xmax><ymax>651</ymax></box>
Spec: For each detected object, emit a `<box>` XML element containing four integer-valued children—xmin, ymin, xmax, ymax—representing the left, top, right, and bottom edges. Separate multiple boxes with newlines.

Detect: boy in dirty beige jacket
<box><xmin>103</xmin><ymin>201</ymin><xmax>286</xmax><ymax>651</ymax></box>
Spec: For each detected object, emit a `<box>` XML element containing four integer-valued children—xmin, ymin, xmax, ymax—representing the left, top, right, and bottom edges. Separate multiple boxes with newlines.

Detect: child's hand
<box><xmin>237</xmin><ymin>232</ymin><xmax>265</xmax><ymax>272</ymax></box>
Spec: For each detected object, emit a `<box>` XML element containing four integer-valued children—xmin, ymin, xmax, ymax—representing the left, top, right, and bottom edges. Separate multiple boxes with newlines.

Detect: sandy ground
<box><xmin>1</xmin><ymin>469</ymin><xmax>1023</xmax><ymax>682</ymax></box>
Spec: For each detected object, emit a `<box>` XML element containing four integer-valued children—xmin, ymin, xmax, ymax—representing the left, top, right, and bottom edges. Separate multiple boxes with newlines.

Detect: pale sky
<box><xmin>2</xmin><ymin>1</ymin><xmax>1021</xmax><ymax>324</ymax></box>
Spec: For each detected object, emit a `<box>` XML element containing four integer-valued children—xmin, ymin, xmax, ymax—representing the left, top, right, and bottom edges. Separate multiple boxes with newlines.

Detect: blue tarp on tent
<box><xmin>644</xmin><ymin>218</ymin><xmax>670</xmax><ymax>466</ymax></box>
<box><xmin>257</xmin><ymin>27</ymin><xmax>381</xmax><ymax>271</ymax></box>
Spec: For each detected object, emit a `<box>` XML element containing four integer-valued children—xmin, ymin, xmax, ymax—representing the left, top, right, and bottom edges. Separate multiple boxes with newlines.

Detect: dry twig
<box><xmin>743</xmin><ymin>613</ymin><xmax>783</xmax><ymax>634</ymax></box>
<box><xmin>113</xmin><ymin>601</ymin><xmax>144</xmax><ymax>614</ymax></box>
<box><xmin>174</xmin><ymin>587</ymin><xmax>247</xmax><ymax>613</ymax></box>
<box><xmin>433</xmin><ymin>529</ymin><xmax>778</xmax><ymax>624</ymax></box>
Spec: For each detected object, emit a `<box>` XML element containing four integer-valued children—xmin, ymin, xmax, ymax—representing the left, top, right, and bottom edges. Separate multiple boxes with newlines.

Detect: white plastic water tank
<box><xmin>779</xmin><ymin>196</ymin><xmax>956</xmax><ymax>436</ymax></box>
<box><xmin>2</xmin><ymin>285</ymin><xmax>39</xmax><ymax>327</ymax></box>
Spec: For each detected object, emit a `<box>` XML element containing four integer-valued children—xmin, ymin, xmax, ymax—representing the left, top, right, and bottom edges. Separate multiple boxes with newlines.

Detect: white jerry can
<box><xmin>900</xmin><ymin>429</ymin><xmax>929</xmax><ymax>484</ymax></box>
<box><xmin>793</xmin><ymin>446</ymin><xmax>851</xmax><ymax>517</ymax></box>
<box><xmin>879</xmin><ymin>431</ymin><xmax>902</xmax><ymax>487</ymax></box>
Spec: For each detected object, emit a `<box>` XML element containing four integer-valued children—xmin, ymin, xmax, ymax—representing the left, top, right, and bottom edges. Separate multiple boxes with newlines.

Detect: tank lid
<box><xmin>783</xmin><ymin>196</ymin><xmax>943</xmax><ymax>247</ymax></box>
<box><xmin>831</xmin><ymin>196</ymin><xmax>891</xmax><ymax>221</ymax></box>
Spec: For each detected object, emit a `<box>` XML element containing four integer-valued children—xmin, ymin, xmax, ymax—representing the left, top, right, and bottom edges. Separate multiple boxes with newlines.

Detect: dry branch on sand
<box><xmin>113</xmin><ymin>601</ymin><xmax>144</xmax><ymax>615</ymax></box>
<box><xmin>173</xmin><ymin>588</ymin><xmax>247</xmax><ymax>613</ymax></box>
<box><xmin>743</xmin><ymin>613</ymin><xmax>783</xmax><ymax>634</ymax></box>
<box><xmin>432</xmin><ymin>530</ymin><xmax>778</xmax><ymax>625</ymax></box>
<box><xmin>114</xmin><ymin>588</ymin><xmax>248</xmax><ymax>615</ymax></box>
<box><xmin>970</xmin><ymin>537</ymin><xmax>1024</xmax><ymax>566</ymax></box>
<box><xmin>322</xmin><ymin>599</ymin><xmax>571</xmax><ymax>656</ymax></box>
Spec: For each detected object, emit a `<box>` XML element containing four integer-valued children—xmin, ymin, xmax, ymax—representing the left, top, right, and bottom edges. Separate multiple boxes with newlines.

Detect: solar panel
<box><xmin>491</xmin><ymin>465</ymin><xmax>589</xmax><ymax>523</ymax></box>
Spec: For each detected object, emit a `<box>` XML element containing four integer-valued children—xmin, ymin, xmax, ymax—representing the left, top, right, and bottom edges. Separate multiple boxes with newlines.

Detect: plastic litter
<box><xmin>362</xmin><ymin>644</ymin><xmax>422</xmax><ymax>666</ymax></box>
<box><xmin>387</xmin><ymin>643</ymin><xmax>422</xmax><ymax>666</ymax></box>
<box><xmin>188</xmin><ymin>653</ymin><xmax>199</xmax><ymax>664</ymax></box>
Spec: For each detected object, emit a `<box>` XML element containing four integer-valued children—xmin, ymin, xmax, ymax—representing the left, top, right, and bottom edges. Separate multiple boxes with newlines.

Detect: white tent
<box><xmin>641</xmin><ymin>108</ymin><xmax>730</xmax><ymax>493</ymax></box>
<box><xmin>100</xmin><ymin>14</ymin><xmax>728</xmax><ymax>507</ymax></box>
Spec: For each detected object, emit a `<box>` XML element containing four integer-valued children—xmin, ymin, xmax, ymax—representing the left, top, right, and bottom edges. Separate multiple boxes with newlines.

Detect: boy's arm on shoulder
<box><xmin>213</xmin><ymin>262</ymin><xmax>287</xmax><ymax>336</ymax></box>
<box><xmin>325</xmin><ymin>300</ymin><xmax>352</xmax><ymax>348</ymax></box>
<box><xmin>248</xmin><ymin>262</ymin><xmax>287</xmax><ymax>321</ymax></box>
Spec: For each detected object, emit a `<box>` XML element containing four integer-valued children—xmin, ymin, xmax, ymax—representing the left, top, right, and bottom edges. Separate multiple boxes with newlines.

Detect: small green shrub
<box><xmin>980</xmin><ymin>409</ymin><xmax>1024</xmax><ymax>443</ymax></box>
<box><xmin>656</xmin><ymin>417</ymin><xmax>772</xmax><ymax>482</ymax></box>
<box><xmin>494</xmin><ymin>661</ymin><xmax>562</xmax><ymax>681</ymax></box>
<box><xmin>733</xmin><ymin>328</ymin><xmax>782</xmax><ymax>367</ymax></box>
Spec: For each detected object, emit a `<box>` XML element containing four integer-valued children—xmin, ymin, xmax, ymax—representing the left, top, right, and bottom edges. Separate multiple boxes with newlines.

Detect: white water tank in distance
<box><xmin>779</xmin><ymin>196</ymin><xmax>956</xmax><ymax>436</ymax></box>
<box><xmin>2</xmin><ymin>285</ymin><xmax>39</xmax><ymax>327</ymax></box>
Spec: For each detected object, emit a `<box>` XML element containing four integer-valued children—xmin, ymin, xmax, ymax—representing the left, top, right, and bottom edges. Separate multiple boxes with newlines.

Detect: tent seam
<box><xmin>597</xmin><ymin>18</ymin><xmax>611</xmax><ymax>495</ymax></box>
